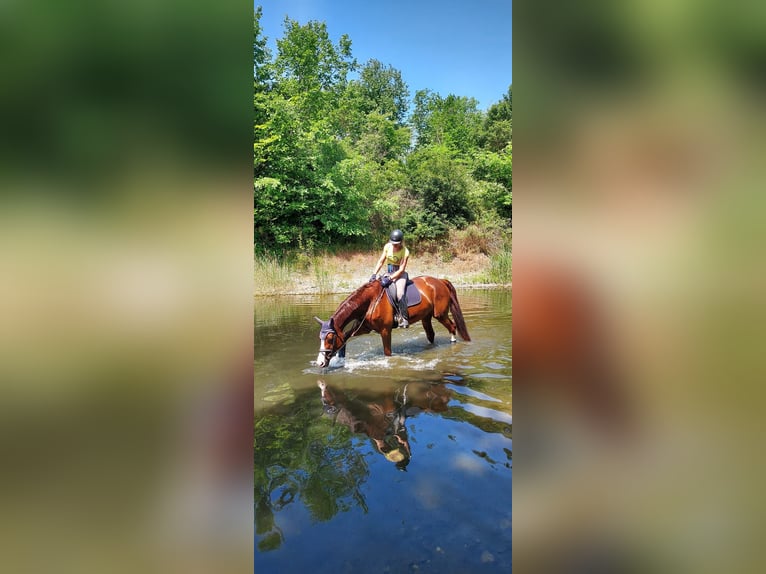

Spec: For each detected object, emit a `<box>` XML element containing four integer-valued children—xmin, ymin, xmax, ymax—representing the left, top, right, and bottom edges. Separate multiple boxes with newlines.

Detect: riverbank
<box><xmin>254</xmin><ymin>248</ymin><xmax>512</xmax><ymax>296</ymax></box>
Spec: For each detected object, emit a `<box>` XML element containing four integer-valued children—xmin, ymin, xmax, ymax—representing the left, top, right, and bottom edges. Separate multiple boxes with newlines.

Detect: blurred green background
<box><xmin>0</xmin><ymin>1</ymin><xmax>252</xmax><ymax>573</ymax></box>
<box><xmin>515</xmin><ymin>1</ymin><xmax>766</xmax><ymax>573</ymax></box>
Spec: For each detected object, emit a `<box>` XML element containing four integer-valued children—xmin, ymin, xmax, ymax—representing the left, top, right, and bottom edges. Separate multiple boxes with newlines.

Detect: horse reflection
<box><xmin>317</xmin><ymin>380</ymin><xmax>451</xmax><ymax>470</ymax></box>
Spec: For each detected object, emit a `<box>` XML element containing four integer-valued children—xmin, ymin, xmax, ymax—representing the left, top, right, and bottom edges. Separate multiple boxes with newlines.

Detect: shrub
<box><xmin>400</xmin><ymin>208</ymin><xmax>449</xmax><ymax>243</ymax></box>
<box><xmin>471</xmin><ymin>148</ymin><xmax>512</xmax><ymax>221</ymax></box>
<box><xmin>407</xmin><ymin>145</ymin><xmax>473</xmax><ymax>228</ymax></box>
<box><xmin>450</xmin><ymin>223</ymin><xmax>501</xmax><ymax>255</ymax></box>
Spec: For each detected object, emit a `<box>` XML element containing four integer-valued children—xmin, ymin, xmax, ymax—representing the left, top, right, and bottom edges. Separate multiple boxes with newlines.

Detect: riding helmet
<box><xmin>389</xmin><ymin>229</ymin><xmax>404</xmax><ymax>244</ymax></box>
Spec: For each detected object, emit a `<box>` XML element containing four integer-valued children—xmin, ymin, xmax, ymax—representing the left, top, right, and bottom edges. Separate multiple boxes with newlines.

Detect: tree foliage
<box><xmin>253</xmin><ymin>9</ymin><xmax>511</xmax><ymax>254</ymax></box>
<box><xmin>406</xmin><ymin>145</ymin><xmax>473</xmax><ymax>232</ymax></box>
<box><xmin>253</xmin><ymin>7</ymin><xmax>271</xmax><ymax>89</ymax></box>
<box><xmin>273</xmin><ymin>18</ymin><xmax>355</xmax><ymax>114</ymax></box>
<box><xmin>411</xmin><ymin>90</ymin><xmax>483</xmax><ymax>155</ymax></box>
<box><xmin>357</xmin><ymin>59</ymin><xmax>410</xmax><ymax>125</ymax></box>
<box><xmin>472</xmin><ymin>145</ymin><xmax>512</xmax><ymax>221</ymax></box>
<box><xmin>480</xmin><ymin>85</ymin><xmax>512</xmax><ymax>151</ymax></box>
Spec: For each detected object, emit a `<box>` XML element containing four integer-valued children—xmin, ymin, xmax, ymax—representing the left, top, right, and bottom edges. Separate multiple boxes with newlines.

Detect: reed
<box><xmin>487</xmin><ymin>247</ymin><xmax>512</xmax><ymax>284</ymax></box>
<box><xmin>254</xmin><ymin>255</ymin><xmax>293</xmax><ymax>295</ymax></box>
<box><xmin>312</xmin><ymin>255</ymin><xmax>335</xmax><ymax>295</ymax></box>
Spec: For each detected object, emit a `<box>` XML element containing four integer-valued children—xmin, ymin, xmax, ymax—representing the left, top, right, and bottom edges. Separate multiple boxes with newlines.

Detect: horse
<box><xmin>314</xmin><ymin>276</ymin><xmax>471</xmax><ymax>368</ymax></box>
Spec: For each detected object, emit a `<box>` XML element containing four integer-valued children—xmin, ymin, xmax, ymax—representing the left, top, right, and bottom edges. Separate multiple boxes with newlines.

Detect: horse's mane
<box><xmin>331</xmin><ymin>281</ymin><xmax>378</xmax><ymax>329</ymax></box>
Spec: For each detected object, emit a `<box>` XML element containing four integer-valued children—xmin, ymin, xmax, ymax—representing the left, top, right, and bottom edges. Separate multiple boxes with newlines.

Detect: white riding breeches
<box><xmin>395</xmin><ymin>274</ymin><xmax>407</xmax><ymax>299</ymax></box>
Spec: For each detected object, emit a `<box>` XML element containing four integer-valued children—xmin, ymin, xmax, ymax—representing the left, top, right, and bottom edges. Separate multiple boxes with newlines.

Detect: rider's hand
<box><xmin>369</xmin><ymin>274</ymin><xmax>377</xmax><ymax>283</ymax></box>
<box><xmin>381</xmin><ymin>276</ymin><xmax>392</xmax><ymax>288</ymax></box>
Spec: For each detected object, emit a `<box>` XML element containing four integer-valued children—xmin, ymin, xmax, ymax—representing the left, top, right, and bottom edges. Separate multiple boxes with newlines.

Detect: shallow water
<box><xmin>254</xmin><ymin>288</ymin><xmax>511</xmax><ymax>573</ymax></box>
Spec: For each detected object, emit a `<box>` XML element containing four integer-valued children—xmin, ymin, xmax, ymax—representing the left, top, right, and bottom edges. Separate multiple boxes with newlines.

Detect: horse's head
<box><xmin>314</xmin><ymin>316</ymin><xmax>345</xmax><ymax>368</ymax></box>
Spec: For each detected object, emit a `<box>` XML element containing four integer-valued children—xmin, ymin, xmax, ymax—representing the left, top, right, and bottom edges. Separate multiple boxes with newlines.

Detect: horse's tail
<box><xmin>443</xmin><ymin>279</ymin><xmax>471</xmax><ymax>341</ymax></box>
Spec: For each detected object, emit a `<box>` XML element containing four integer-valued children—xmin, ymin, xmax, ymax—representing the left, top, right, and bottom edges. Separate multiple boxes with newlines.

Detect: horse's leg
<box><xmin>422</xmin><ymin>315</ymin><xmax>435</xmax><ymax>344</ymax></box>
<box><xmin>380</xmin><ymin>328</ymin><xmax>393</xmax><ymax>356</ymax></box>
<box><xmin>429</xmin><ymin>281</ymin><xmax>458</xmax><ymax>343</ymax></box>
<box><xmin>435</xmin><ymin>314</ymin><xmax>458</xmax><ymax>343</ymax></box>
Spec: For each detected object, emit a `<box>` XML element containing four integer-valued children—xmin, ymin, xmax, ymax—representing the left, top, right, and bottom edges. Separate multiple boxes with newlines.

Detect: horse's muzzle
<box><xmin>316</xmin><ymin>352</ymin><xmax>331</xmax><ymax>368</ymax></box>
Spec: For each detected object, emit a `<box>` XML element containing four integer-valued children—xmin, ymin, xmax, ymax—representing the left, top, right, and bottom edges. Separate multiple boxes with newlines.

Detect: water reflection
<box><xmin>254</xmin><ymin>290</ymin><xmax>512</xmax><ymax>569</ymax></box>
<box><xmin>254</xmin><ymin>386</ymin><xmax>370</xmax><ymax>552</ymax></box>
<box><xmin>255</xmin><ymin>373</ymin><xmax>512</xmax><ymax>554</ymax></box>
<box><xmin>318</xmin><ymin>379</ymin><xmax>452</xmax><ymax>471</ymax></box>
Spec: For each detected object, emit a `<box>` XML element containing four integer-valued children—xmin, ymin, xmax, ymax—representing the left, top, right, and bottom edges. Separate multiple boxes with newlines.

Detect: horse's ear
<box><xmin>329</xmin><ymin>317</ymin><xmax>335</xmax><ymax>329</ymax></box>
<box><xmin>313</xmin><ymin>316</ymin><xmax>324</xmax><ymax>325</ymax></box>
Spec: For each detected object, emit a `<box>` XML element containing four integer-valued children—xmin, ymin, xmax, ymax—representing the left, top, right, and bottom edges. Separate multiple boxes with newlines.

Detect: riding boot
<box><xmin>398</xmin><ymin>291</ymin><xmax>409</xmax><ymax>328</ymax></box>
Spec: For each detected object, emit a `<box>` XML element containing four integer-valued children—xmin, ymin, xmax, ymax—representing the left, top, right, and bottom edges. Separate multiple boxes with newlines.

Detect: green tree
<box><xmin>331</xmin><ymin>60</ymin><xmax>410</xmax><ymax>155</ymax></box>
<box><xmin>480</xmin><ymin>85</ymin><xmax>512</xmax><ymax>151</ymax></box>
<box><xmin>330</xmin><ymin>151</ymin><xmax>407</xmax><ymax>234</ymax></box>
<box><xmin>331</xmin><ymin>81</ymin><xmax>368</xmax><ymax>141</ymax></box>
<box><xmin>471</xmin><ymin>145</ymin><xmax>512</xmax><ymax>221</ymax></box>
<box><xmin>255</xmin><ymin>16</ymin><xmax>388</xmax><ymax>250</ymax></box>
<box><xmin>355</xmin><ymin>112</ymin><xmax>411</xmax><ymax>163</ymax></box>
<box><xmin>273</xmin><ymin>18</ymin><xmax>355</xmax><ymax>116</ymax></box>
<box><xmin>253</xmin><ymin>10</ymin><xmax>512</xmax><ymax>253</ymax></box>
<box><xmin>357</xmin><ymin>59</ymin><xmax>410</xmax><ymax>125</ymax></box>
<box><xmin>253</xmin><ymin>7</ymin><xmax>271</xmax><ymax>89</ymax></box>
<box><xmin>405</xmin><ymin>145</ymin><xmax>474</xmax><ymax>236</ymax></box>
<box><xmin>411</xmin><ymin>90</ymin><xmax>483</xmax><ymax>155</ymax></box>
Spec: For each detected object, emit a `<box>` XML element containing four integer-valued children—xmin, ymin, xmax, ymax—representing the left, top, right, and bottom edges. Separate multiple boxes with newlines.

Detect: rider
<box><xmin>370</xmin><ymin>229</ymin><xmax>410</xmax><ymax>328</ymax></box>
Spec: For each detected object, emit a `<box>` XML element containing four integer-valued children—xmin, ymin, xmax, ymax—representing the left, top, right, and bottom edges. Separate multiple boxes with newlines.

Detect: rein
<box><xmin>334</xmin><ymin>285</ymin><xmax>385</xmax><ymax>354</ymax></box>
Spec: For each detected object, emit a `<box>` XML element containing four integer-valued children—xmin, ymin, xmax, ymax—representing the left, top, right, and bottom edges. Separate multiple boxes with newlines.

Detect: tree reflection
<box><xmin>254</xmin><ymin>396</ymin><xmax>370</xmax><ymax>552</ymax></box>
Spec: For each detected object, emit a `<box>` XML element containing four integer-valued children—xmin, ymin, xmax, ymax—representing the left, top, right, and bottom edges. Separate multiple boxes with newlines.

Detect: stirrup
<box><xmin>399</xmin><ymin>310</ymin><xmax>409</xmax><ymax>328</ymax></box>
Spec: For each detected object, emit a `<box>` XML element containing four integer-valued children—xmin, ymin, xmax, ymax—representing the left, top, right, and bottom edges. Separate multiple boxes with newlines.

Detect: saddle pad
<box><xmin>385</xmin><ymin>280</ymin><xmax>421</xmax><ymax>308</ymax></box>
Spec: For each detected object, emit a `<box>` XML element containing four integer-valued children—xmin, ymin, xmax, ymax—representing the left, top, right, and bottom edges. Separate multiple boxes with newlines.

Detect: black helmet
<box><xmin>389</xmin><ymin>229</ymin><xmax>404</xmax><ymax>243</ymax></box>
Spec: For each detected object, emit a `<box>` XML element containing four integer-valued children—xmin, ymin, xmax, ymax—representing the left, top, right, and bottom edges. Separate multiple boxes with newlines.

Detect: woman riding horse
<box><xmin>371</xmin><ymin>229</ymin><xmax>410</xmax><ymax>328</ymax></box>
<box><xmin>314</xmin><ymin>273</ymin><xmax>471</xmax><ymax>368</ymax></box>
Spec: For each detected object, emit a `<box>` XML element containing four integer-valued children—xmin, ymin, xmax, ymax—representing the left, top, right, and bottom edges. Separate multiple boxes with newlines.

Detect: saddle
<box><xmin>384</xmin><ymin>280</ymin><xmax>421</xmax><ymax>309</ymax></box>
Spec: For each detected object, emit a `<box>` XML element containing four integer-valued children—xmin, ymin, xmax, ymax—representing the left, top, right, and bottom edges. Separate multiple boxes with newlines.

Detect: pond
<box><xmin>254</xmin><ymin>288</ymin><xmax>512</xmax><ymax>573</ymax></box>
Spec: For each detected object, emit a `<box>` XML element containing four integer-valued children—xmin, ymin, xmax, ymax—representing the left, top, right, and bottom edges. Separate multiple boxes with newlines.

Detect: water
<box><xmin>255</xmin><ymin>289</ymin><xmax>511</xmax><ymax>573</ymax></box>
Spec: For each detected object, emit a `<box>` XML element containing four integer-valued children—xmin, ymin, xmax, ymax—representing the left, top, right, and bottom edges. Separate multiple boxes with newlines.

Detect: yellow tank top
<box><xmin>384</xmin><ymin>243</ymin><xmax>409</xmax><ymax>266</ymax></box>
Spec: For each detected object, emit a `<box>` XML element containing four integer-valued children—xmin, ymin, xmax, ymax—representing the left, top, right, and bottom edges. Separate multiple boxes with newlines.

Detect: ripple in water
<box><xmin>303</xmin><ymin>354</ymin><xmax>442</xmax><ymax>374</ymax></box>
<box><xmin>446</xmin><ymin>383</ymin><xmax>503</xmax><ymax>403</ymax></box>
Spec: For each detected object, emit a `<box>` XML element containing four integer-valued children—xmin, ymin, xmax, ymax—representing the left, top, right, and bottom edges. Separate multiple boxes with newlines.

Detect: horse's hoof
<box><xmin>450</xmin><ymin>336</ymin><xmax>457</xmax><ymax>343</ymax></box>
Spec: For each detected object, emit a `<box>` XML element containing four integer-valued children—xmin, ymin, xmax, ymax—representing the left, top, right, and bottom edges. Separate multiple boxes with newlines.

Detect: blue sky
<box><xmin>256</xmin><ymin>0</ymin><xmax>512</xmax><ymax>111</ymax></box>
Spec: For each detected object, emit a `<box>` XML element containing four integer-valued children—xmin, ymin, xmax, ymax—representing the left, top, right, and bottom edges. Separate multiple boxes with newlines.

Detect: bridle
<box><xmin>318</xmin><ymin>327</ymin><xmax>345</xmax><ymax>363</ymax></box>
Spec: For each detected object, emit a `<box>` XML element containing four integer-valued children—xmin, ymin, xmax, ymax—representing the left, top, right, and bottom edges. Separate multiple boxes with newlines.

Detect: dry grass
<box><xmin>254</xmin><ymin>256</ymin><xmax>294</xmax><ymax>295</ymax></box>
<box><xmin>312</xmin><ymin>255</ymin><xmax>335</xmax><ymax>295</ymax></box>
<box><xmin>254</xmin><ymin>229</ymin><xmax>511</xmax><ymax>295</ymax></box>
<box><xmin>449</xmin><ymin>223</ymin><xmax>504</xmax><ymax>255</ymax></box>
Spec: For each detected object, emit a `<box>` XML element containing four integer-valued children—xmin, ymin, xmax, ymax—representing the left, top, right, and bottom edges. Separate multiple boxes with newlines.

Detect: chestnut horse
<box><xmin>314</xmin><ymin>276</ymin><xmax>471</xmax><ymax>368</ymax></box>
